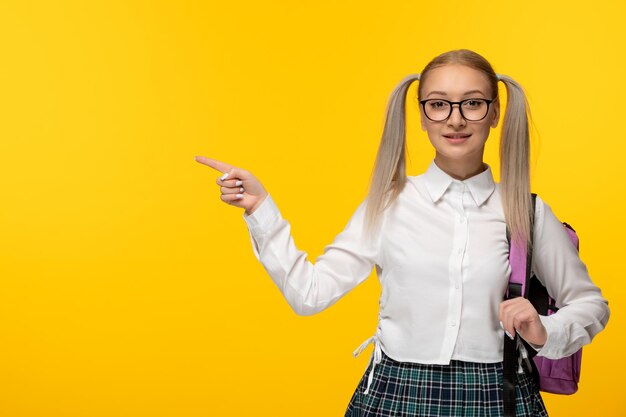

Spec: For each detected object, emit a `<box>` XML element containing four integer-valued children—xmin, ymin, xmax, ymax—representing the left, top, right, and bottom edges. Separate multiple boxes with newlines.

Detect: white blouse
<box><xmin>242</xmin><ymin>160</ymin><xmax>609</xmax><ymax>391</ymax></box>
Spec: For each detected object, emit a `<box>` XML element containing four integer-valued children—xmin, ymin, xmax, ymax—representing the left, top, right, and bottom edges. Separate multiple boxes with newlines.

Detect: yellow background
<box><xmin>0</xmin><ymin>1</ymin><xmax>623</xmax><ymax>416</ymax></box>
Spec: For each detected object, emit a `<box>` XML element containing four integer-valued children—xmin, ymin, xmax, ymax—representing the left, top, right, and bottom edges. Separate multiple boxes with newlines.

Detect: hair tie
<box><xmin>496</xmin><ymin>73</ymin><xmax>503</xmax><ymax>81</ymax></box>
<box><xmin>416</xmin><ymin>73</ymin><xmax>421</xmax><ymax>81</ymax></box>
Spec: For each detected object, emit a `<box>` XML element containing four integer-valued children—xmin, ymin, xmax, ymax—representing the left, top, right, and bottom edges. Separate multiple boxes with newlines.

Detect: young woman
<box><xmin>196</xmin><ymin>49</ymin><xmax>609</xmax><ymax>416</ymax></box>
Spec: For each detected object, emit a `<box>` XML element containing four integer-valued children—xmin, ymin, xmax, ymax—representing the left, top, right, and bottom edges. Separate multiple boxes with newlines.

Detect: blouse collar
<box><xmin>423</xmin><ymin>160</ymin><xmax>496</xmax><ymax>207</ymax></box>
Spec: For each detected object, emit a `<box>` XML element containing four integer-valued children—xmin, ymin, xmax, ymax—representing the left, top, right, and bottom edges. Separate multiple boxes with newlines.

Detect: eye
<box><xmin>428</xmin><ymin>100</ymin><xmax>448</xmax><ymax>109</ymax></box>
<box><xmin>463</xmin><ymin>99</ymin><xmax>485</xmax><ymax>108</ymax></box>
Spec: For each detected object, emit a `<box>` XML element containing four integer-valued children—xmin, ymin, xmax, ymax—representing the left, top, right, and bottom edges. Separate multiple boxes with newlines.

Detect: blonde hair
<box><xmin>363</xmin><ymin>49</ymin><xmax>533</xmax><ymax>249</ymax></box>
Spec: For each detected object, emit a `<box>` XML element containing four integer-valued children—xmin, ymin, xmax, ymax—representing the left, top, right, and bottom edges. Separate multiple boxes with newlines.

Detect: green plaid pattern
<box><xmin>345</xmin><ymin>350</ymin><xmax>548</xmax><ymax>416</ymax></box>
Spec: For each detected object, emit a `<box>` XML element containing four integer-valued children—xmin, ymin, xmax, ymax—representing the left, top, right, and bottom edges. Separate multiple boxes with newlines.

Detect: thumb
<box><xmin>220</xmin><ymin>166</ymin><xmax>252</xmax><ymax>182</ymax></box>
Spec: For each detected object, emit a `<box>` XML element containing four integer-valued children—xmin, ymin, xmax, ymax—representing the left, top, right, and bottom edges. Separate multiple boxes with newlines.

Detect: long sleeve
<box><xmin>530</xmin><ymin>196</ymin><xmax>610</xmax><ymax>359</ymax></box>
<box><xmin>242</xmin><ymin>194</ymin><xmax>381</xmax><ymax>316</ymax></box>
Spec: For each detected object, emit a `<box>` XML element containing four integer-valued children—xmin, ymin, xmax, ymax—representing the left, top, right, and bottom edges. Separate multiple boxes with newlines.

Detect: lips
<box><xmin>443</xmin><ymin>133</ymin><xmax>472</xmax><ymax>143</ymax></box>
<box><xmin>443</xmin><ymin>133</ymin><xmax>472</xmax><ymax>139</ymax></box>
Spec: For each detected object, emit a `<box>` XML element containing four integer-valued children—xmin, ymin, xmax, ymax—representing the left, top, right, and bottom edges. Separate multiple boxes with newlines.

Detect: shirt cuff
<box><xmin>533</xmin><ymin>314</ymin><xmax>566</xmax><ymax>359</ymax></box>
<box><xmin>242</xmin><ymin>194</ymin><xmax>281</xmax><ymax>235</ymax></box>
<box><xmin>526</xmin><ymin>340</ymin><xmax>543</xmax><ymax>352</ymax></box>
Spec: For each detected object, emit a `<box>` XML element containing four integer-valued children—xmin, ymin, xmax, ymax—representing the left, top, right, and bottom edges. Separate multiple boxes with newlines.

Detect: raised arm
<box><xmin>196</xmin><ymin>156</ymin><xmax>381</xmax><ymax>316</ymax></box>
<box><xmin>242</xmin><ymin>193</ymin><xmax>380</xmax><ymax>315</ymax></box>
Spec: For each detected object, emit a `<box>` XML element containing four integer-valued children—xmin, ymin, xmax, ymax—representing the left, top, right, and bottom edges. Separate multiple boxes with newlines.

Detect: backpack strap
<box><xmin>506</xmin><ymin>193</ymin><xmax>536</xmax><ymax>298</ymax></box>
<box><xmin>503</xmin><ymin>193</ymin><xmax>537</xmax><ymax>417</ymax></box>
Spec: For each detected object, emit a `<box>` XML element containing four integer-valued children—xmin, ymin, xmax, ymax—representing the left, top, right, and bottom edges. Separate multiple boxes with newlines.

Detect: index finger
<box><xmin>195</xmin><ymin>156</ymin><xmax>234</xmax><ymax>173</ymax></box>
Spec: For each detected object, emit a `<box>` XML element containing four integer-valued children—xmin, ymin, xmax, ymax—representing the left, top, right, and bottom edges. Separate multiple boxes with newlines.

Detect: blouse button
<box><xmin>450</xmin><ymin>320</ymin><xmax>457</xmax><ymax>327</ymax></box>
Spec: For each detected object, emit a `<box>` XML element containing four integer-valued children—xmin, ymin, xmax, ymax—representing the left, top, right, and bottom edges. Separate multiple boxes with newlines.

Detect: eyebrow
<box><xmin>426</xmin><ymin>90</ymin><xmax>486</xmax><ymax>98</ymax></box>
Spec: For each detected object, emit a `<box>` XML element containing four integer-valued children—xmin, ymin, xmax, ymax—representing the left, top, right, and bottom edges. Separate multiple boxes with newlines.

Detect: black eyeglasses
<box><xmin>419</xmin><ymin>98</ymin><xmax>496</xmax><ymax>122</ymax></box>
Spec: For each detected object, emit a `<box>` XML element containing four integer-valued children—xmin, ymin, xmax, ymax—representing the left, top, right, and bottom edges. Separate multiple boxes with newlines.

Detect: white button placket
<box><xmin>441</xmin><ymin>183</ymin><xmax>468</xmax><ymax>359</ymax></box>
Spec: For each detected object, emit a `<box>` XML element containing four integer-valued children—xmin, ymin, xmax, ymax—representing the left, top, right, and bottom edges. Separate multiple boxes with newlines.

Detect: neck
<box><xmin>434</xmin><ymin>155</ymin><xmax>486</xmax><ymax>180</ymax></box>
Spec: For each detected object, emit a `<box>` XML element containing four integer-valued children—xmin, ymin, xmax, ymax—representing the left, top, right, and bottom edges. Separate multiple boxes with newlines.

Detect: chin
<box><xmin>437</xmin><ymin>147</ymin><xmax>484</xmax><ymax>162</ymax></box>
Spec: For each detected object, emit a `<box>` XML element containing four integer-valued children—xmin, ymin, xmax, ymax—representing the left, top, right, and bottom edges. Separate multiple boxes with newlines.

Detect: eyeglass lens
<box><xmin>423</xmin><ymin>99</ymin><xmax>489</xmax><ymax>121</ymax></box>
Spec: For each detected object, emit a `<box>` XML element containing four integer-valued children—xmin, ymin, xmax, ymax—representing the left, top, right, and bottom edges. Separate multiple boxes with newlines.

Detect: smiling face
<box><xmin>419</xmin><ymin>64</ymin><xmax>500</xmax><ymax>179</ymax></box>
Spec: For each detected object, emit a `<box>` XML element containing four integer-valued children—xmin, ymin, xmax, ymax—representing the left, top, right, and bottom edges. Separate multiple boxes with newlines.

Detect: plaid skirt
<box><xmin>345</xmin><ymin>350</ymin><xmax>548</xmax><ymax>417</ymax></box>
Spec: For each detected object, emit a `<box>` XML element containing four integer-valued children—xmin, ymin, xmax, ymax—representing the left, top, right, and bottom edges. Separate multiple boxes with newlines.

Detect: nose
<box><xmin>447</xmin><ymin>104</ymin><xmax>466</xmax><ymax>127</ymax></box>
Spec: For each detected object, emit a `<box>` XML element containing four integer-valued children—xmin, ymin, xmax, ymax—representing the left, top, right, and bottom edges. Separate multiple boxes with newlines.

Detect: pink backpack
<box><xmin>503</xmin><ymin>194</ymin><xmax>582</xmax><ymax>416</ymax></box>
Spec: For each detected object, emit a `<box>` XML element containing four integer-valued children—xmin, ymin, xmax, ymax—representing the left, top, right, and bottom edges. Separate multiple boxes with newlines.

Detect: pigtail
<box><xmin>363</xmin><ymin>74</ymin><xmax>420</xmax><ymax>241</ymax></box>
<box><xmin>498</xmin><ymin>74</ymin><xmax>533</xmax><ymax>250</ymax></box>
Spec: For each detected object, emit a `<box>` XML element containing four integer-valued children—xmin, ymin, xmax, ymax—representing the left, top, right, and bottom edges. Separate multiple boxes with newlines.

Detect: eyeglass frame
<box><xmin>419</xmin><ymin>97</ymin><xmax>497</xmax><ymax>122</ymax></box>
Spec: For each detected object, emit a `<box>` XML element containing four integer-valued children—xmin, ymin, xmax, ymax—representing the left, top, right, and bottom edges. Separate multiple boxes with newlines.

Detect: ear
<box><xmin>490</xmin><ymin>99</ymin><xmax>500</xmax><ymax>128</ymax></box>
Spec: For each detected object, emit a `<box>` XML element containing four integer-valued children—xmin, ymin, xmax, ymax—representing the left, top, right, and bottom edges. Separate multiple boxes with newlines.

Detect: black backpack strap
<box><xmin>503</xmin><ymin>289</ymin><xmax>521</xmax><ymax>417</ymax></box>
<box><xmin>503</xmin><ymin>193</ymin><xmax>537</xmax><ymax>417</ymax></box>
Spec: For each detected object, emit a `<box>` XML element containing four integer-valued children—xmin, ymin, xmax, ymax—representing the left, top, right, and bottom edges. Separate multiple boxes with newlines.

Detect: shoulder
<box><xmin>533</xmin><ymin>194</ymin><xmax>555</xmax><ymax>224</ymax></box>
<box><xmin>405</xmin><ymin>174</ymin><xmax>429</xmax><ymax>197</ymax></box>
<box><xmin>532</xmin><ymin>194</ymin><xmax>568</xmax><ymax>241</ymax></box>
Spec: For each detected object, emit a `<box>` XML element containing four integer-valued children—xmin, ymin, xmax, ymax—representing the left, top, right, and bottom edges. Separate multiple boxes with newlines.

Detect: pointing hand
<box><xmin>195</xmin><ymin>156</ymin><xmax>269</xmax><ymax>215</ymax></box>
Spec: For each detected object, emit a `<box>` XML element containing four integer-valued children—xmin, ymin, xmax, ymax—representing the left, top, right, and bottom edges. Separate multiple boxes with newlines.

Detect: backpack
<box><xmin>503</xmin><ymin>193</ymin><xmax>582</xmax><ymax>417</ymax></box>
